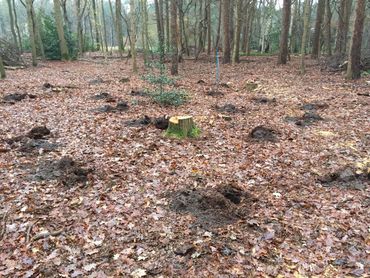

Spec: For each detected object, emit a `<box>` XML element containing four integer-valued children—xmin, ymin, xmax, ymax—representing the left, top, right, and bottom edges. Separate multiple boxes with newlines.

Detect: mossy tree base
<box><xmin>165</xmin><ymin>116</ymin><xmax>200</xmax><ymax>138</ymax></box>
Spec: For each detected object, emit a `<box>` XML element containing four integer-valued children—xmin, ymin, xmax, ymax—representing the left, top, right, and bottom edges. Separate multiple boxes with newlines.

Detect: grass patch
<box><xmin>165</xmin><ymin>126</ymin><xmax>201</xmax><ymax>139</ymax></box>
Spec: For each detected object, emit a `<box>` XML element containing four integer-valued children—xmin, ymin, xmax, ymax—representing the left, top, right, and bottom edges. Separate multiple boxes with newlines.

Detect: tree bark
<box><xmin>222</xmin><ymin>0</ymin><xmax>231</xmax><ymax>63</ymax></box>
<box><xmin>232</xmin><ymin>0</ymin><xmax>243</xmax><ymax>63</ymax></box>
<box><xmin>311</xmin><ymin>0</ymin><xmax>325</xmax><ymax>59</ymax></box>
<box><xmin>12</xmin><ymin>0</ymin><xmax>22</xmax><ymax>52</ymax></box>
<box><xmin>154</xmin><ymin>0</ymin><xmax>165</xmax><ymax>62</ymax></box>
<box><xmin>335</xmin><ymin>0</ymin><xmax>352</xmax><ymax>56</ymax></box>
<box><xmin>130</xmin><ymin>0</ymin><xmax>137</xmax><ymax>72</ymax></box>
<box><xmin>6</xmin><ymin>0</ymin><xmax>18</xmax><ymax>48</ymax></box>
<box><xmin>170</xmin><ymin>0</ymin><xmax>178</xmax><ymax>75</ymax></box>
<box><xmin>300</xmin><ymin>0</ymin><xmax>311</xmax><ymax>74</ymax></box>
<box><xmin>101</xmin><ymin>0</ymin><xmax>108</xmax><ymax>52</ymax></box>
<box><xmin>115</xmin><ymin>0</ymin><xmax>124</xmax><ymax>57</ymax></box>
<box><xmin>26</xmin><ymin>0</ymin><xmax>37</xmax><ymax>66</ymax></box>
<box><xmin>207</xmin><ymin>0</ymin><xmax>211</xmax><ymax>55</ymax></box>
<box><xmin>91</xmin><ymin>0</ymin><xmax>100</xmax><ymax>50</ymax></box>
<box><xmin>53</xmin><ymin>0</ymin><xmax>69</xmax><ymax>60</ymax></box>
<box><xmin>324</xmin><ymin>0</ymin><xmax>332</xmax><ymax>56</ymax></box>
<box><xmin>347</xmin><ymin>0</ymin><xmax>366</xmax><ymax>79</ymax></box>
<box><xmin>0</xmin><ymin>56</ymin><xmax>6</xmax><ymax>79</ymax></box>
<box><xmin>277</xmin><ymin>0</ymin><xmax>291</xmax><ymax>64</ymax></box>
<box><xmin>165</xmin><ymin>0</ymin><xmax>170</xmax><ymax>52</ymax></box>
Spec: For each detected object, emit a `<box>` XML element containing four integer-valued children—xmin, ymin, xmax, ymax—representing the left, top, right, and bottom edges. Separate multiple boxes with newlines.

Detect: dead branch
<box><xmin>31</xmin><ymin>228</ymin><xmax>64</xmax><ymax>242</ymax></box>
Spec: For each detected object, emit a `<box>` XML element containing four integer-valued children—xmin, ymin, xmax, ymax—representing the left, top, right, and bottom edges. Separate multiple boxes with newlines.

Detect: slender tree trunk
<box><xmin>26</xmin><ymin>0</ymin><xmax>37</xmax><ymax>66</ymax></box>
<box><xmin>277</xmin><ymin>0</ymin><xmax>291</xmax><ymax>64</ymax></box>
<box><xmin>0</xmin><ymin>56</ymin><xmax>6</xmax><ymax>79</ymax></box>
<box><xmin>6</xmin><ymin>0</ymin><xmax>18</xmax><ymax>48</ymax></box>
<box><xmin>165</xmin><ymin>0</ymin><xmax>170</xmax><ymax>52</ymax></box>
<box><xmin>246</xmin><ymin>0</ymin><xmax>256</xmax><ymax>55</ymax></box>
<box><xmin>207</xmin><ymin>0</ymin><xmax>211</xmax><ymax>55</ymax></box>
<box><xmin>101</xmin><ymin>0</ymin><xmax>108</xmax><ymax>52</ymax></box>
<box><xmin>347</xmin><ymin>0</ymin><xmax>366</xmax><ymax>79</ymax></box>
<box><xmin>115</xmin><ymin>0</ymin><xmax>124</xmax><ymax>56</ymax></box>
<box><xmin>324</xmin><ymin>0</ymin><xmax>332</xmax><ymax>56</ymax></box>
<box><xmin>232</xmin><ymin>0</ymin><xmax>243</xmax><ymax>63</ymax></box>
<box><xmin>311</xmin><ymin>0</ymin><xmax>325</xmax><ymax>59</ymax></box>
<box><xmin>61</xmin><ymin>0</ymin><xmax>72</xmax><ymax>34</ymax></box>
<box><xmin>91</xmin><ymin>0</ymin><xmax>100</xmax><ymax>50</ymax></box>
<box><xmin>130</xmin><ymin>0</ymin><xmax>137</xmax><ymax>72</ymax></box>
<box><xmin>142</xmin><ymin>0</ymin><xmax>149</xmax><ymax>63</ymax></box>
<box><xmin>34</xmin><ymin>11</ymin><xmax>45</xmax><ymax>59</ymax></box>
<box><xmin>53</xmin><ymin>0</ymin><xmax>69</xmax><ymax>60</ymax></box>
<box><xmin>222</xmin><ymin>0</ymin><xmax>231</xmax><ymax>63</ymax></box>
<box><xmin>300</xmin><ymin>0</ymin><xmax>311</xmax><ymax>74</ymax></box>
<box><xmin>170</xmin><ymin>0</ymin><xmax>178</xmax><ymax>75</ymax></box>
<box><xmin>154</xmin><ymin>0</ymin><xmax>165</xmax><ymax>63</ymax></box>
<box><xmin>215</xmin><ymin>0</ymin><xmax>222</xmax><ymax>50</ymax></box>
<box><xmin>12</xmin><ymin>0</ymin><xmax>22</xmax><ymax>52</ymax></box>
<box><xmin>335</xmin><ymin>0</ymin><xmax>352</xmax><ymax>56</ymax></box>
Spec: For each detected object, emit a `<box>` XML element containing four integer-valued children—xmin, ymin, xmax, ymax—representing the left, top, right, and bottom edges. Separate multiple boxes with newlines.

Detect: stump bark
<box><xmin>166</xmin><ymin>116</ymin><xmax>199</xmax><ymax>138</ymax></box>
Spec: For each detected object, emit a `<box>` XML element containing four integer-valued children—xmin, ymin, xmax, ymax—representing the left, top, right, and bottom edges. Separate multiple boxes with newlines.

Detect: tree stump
<box><xmin>166</xmin><ymin>116</ymin><xmax>200</xmax><ymax>138</ymax></box>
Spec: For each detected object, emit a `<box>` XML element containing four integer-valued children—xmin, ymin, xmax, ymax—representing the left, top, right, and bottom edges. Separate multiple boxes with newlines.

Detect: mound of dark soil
<box><xmin>154</xmin><ymin>116</ymin><xmax>169</xmax><ymax>130</ymax></box>
<box><xmin>300</xmin><ymin>102</ymin><xmax>329</xmax><ymax>111</ymax></box>
<box><xmin>18</xmin><ymin>139</ymin><xmax>58</xmax><ymax>153</ymax></box>
<box><xmin>215</xmin><ymin>104</ymin><xmax>240</xmax><ymax>114</ymax></box>
<box><xmin>286</xmin><ymin>112</ymin><xmax>324</xmax><ymax>126</ymax></box>
<box><xmin>95</xmin><ymin>101</ymin><xmax>129</xmax><ymax>113</ymax></box>
<box><xmin>2</xmin><ymin>93</ymin><xmax>36</xmax><ymax>104</ymax></box>
<box><xmin>250</xmin><ymin>126</ymin><xmax>278</xmax><ymax>142</ymax></box>
<box><xmin>125</xmin><ymin>116</ymin><xmax>151</xmax><ymax>127</ymax></box>
<box><xmin>92</xmin><ymin>92</ymin><xmax>115</xmax><ymax>102</ymax></box>
<box><xmin>27</xmin><ymin>126</ymin><xmax>50</xmax><ymax>139</ymax></box>
<box><xmin>318</xmin><ymin>167</ymin><xmax>369</xmax><ymax>190</ymax></box>
<box><xmin>130</xmin><ymin>90</ymin><xmax>150</xmax><ymax>97</ymax></box>
<box><xmin>169</xmin><ymin>186</ymin><xmax>253</xmax><ymax>228</ymax></box>
<box><xmin>32</xmin><ymin>156</ymin><xmax>92</xmax><ymax>187</ymax></box>
<box><xmin>252</xmin><ymin>97</ymin><xmax>276</xmax><ymax>104</ymax></box>
<box><xmin>206</xmin><ymin>90</ymin><xmax>224</xmax><ymax>97</ymax></box>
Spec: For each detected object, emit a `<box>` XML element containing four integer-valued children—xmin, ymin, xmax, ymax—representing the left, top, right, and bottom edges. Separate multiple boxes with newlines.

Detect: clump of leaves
<box><xmin>142</xmin><ymin>74</ymin><xmax>175</xmax><ymax>85</ymax></box>
<box><xmin>151</xmin><ymin>90</ymin><xmax>188</xmax><ymax>106</ymax></box>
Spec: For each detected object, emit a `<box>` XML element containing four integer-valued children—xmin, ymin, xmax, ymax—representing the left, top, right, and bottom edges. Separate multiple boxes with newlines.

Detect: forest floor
<box><xmin>0</xmin><ymin>55</ymin><xmax>369</xmax><ymax>277</ymax></box>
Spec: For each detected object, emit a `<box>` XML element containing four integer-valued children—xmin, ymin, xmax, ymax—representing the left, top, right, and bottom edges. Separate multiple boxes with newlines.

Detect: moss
<box><xmin>165</xmin><ymin>126</ymin><xmax>201</xmax><ymax>139</ymax></box>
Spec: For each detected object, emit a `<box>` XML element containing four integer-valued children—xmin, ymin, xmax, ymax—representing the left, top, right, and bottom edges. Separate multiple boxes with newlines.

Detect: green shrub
<box><xmin>40</xmin><ymin>14</ymin><xmax>78</xmax><ymax>60</ymax></box>
<box><xmin>151</xmin><ymin>90</ymin><xmax>188</xmax><ymax>106</ymax></box>
<box><xmin>142</xmin><ymin>74</ymin><xmax>175</xmax><ymax>85</ymax></box>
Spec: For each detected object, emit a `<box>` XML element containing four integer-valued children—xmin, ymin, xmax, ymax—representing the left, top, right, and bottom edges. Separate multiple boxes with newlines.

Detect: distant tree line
<box><xmin>0</xmin><ymin>0</ymin><xmax>369</xmax><ymax>79</ymax></box>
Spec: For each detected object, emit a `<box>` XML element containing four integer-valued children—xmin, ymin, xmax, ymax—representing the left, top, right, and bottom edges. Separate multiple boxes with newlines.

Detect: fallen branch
<box><xmin>26</xmin><ymin>220</ymin><xmax>39</xmax><ymax>243</ymax></box>
<box><xmin>4</xmin><ymin>66</ymin><xmax>25</xmax><ymax>70</ymax></box>
<box><xmin>31</xmin><ymin>228</ymin><xmax>64</xmax><ymax>242</ymax></box>
<box><xmin>0</xmin><ymin>210</ymin><xmax>9</xmax><ymax>240</ymax></box>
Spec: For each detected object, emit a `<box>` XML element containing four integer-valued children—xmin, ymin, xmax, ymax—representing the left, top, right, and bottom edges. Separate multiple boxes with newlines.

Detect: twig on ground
<box><xmin>31</xmin><ymin>228</ymin><xmax>64</xmax><ymax>242</ymax></box>
<box><xmin>0</xmin><ymin>210</ymin><xmax>9</xmax><ymax>240</ymax></box>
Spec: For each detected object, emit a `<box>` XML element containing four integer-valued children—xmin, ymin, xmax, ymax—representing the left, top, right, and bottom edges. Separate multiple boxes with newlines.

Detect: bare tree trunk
<box><xmin>34</xmin><ymin>11</ymin><xmax>45</xmax><ymax>59</ymax></box>
<box><xmin>26</xmin><ymin>0</ymin><xmax>37</xmax><ymax>66</ymax></box>
<box><xmin>115</xmin><ymin>0</ymin><xmax>124</xmax><ymax>57</ymax></box>
<box><xmin>335</xmin><ymin>0</ymin><xmax>352</xmax><ymax>56</ymax></box>
<box><xmin>207</xmin><ymin>0</ymin><xmax>211</xmax><ymax>55</ymax></box>
<box><xmin>101</xmin><ymin>0</ymin><xmax>109</xmax><ymax>52</ymax></box>
<box><xmin>311</xmin><ymin>0</ymin><xmax>325</xmax><ymax>59</ymax></box>
<box><xmin>215</xmin><ymin>0</ymin><xmax>222</xmax><ymax>50</ymax></box>
<box><xmin>53</xmin><ymin>0</ymin><xmax>69</xmax><ymax>60</ymax></box>
<box><xmin>222</xmin><ymin>0</ymin><xmax>231</xmax><ymax>63</ymax></box>
<box><xmin>165</xmin><ymin>0</ymin><xmax>170</xmax><ymax>52</ymax></box>
<box><xmin>154</xmin><ymin>0</ymin><xmax>165</xmax><ymax>63</ymax></box>
<box><xmin>0</xmin><ymin>56</ymin><xmax>5</xmax><ymax>79</ymax></box>
<box><xmin>324</xmin><ymin>0</ymin><xmax>332</xmax><ymax>56</ymax></box>
<box><xmin>61</xmin><ymin>0</ymin><xmax>72</xmax><ymax>34</ymax></box>
<box><xmin>277</xmin><ymin>0</ymin><xmax>291</xmax><ymax>64</ymax></box>
<box><xmin>130</xmin><ymin>0</ymin><xmax>137</xmax><ymax>72</ymax></box>
<box><xmin>347</xmin><ymin>0</ymin><xmax>366</xmax><ymax>79</ymax></box>
<box><xmin>12</xmin><ymin>0</ymin><xmax>22</xmax><ymax>52</ymax></box>
<box><xmin>91</xmin><ymin>0</ymin><xmax>100</xmax><ymax>50</ymax></box>
<box><xmin>300</xmin><ymin>0</ymin><xmax>311</xmax><ymax>74</ymax></box>
<box><xmin>6</xmin><ymin>0</ymin><xmax>18</xmax><ymax>48</ymax></box>
<box><xmin>232</xmin><ymin>0</ymin><xmax>243</xmax><ymax>63</ymax></box>
<box><xmin>170</xmin><ymin>0</ymin><xmax>178</xmax><ymax>75</ymax></box>
<box><xmin>246</xmin><ymin>0</ymin><xmax>256</xmax><ymax>55</ymax></box>
<box><xmin>141</xmin><ymin>0</ymin><xmax>149</xmax><ymax>63</ymax></box>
